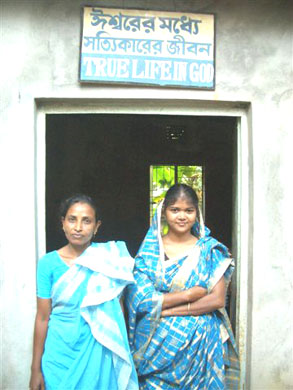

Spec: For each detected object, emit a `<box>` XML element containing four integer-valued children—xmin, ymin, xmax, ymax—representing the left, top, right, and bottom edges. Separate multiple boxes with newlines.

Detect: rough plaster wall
<box><xmin>1</xmin><ymin>0</ymin><xmax>292</xmax><ymax>389</ymax></box>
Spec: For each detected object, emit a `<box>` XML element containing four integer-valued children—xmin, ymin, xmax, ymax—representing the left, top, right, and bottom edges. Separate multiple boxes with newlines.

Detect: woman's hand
<box><xmin>29</xmin><ymin>369</ymin><xmax>45</xmax><ymax>390</ymax></box>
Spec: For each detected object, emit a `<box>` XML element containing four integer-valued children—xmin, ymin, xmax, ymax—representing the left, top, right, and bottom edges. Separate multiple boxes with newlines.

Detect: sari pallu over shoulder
<box><xmin>45</xmin><ymin>241</ymin><xmax>139</xmax><ymax>390</ymax></box>
<box><xmin>126</xmin><ymin>204</ymin><xmax>240</xmax><ymax>389</ymax></box>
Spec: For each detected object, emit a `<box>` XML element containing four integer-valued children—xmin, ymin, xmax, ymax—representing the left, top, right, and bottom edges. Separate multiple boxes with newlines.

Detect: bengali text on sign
<box><xmin>80</xmin><ymin>7</ymin><xmax>215</xmax><ymax>89</ymax></box>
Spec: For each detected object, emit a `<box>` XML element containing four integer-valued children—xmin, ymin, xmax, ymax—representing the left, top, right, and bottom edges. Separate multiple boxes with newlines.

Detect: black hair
<box><xmin>163</xmin><ymin>184</ymin><xmax>200</xmax><ymax>223</ymax></box>
<box><xmin>59</xmin><ymin>194</ymin><xmax>100</xmax><ymax>222</ymax></box>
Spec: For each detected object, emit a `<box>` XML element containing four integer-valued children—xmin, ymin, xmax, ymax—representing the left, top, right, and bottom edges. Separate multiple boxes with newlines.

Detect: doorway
<box><xmin>37</xmin><ymin>99</ymin><xmax>250</xmax><ymax>387</ymax></box>
<box><xmin>45</xmin><ymin>114</ymin><xmax>236</xmax><ymax>258</ymax></box>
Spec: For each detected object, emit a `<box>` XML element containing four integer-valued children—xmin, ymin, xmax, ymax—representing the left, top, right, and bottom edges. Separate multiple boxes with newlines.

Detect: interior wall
<box><xmin>46</xmin><ymin>114</ymin><xmax>236</xmax><ymax>256</ymax></box>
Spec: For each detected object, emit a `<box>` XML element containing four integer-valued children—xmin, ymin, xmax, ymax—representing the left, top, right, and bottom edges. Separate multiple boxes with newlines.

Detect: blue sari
<box><xmin>126</xmin><ymin>204</ymin><xmax>239</xmax><ymax>389</ymax></box>
<box><xmin>42</xmin><ymin>241</ymin><xmax>139</xmax><ymax>390</ymax></box>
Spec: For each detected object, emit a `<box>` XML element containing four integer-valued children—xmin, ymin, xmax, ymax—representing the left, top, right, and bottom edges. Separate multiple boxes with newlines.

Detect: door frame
<box><xmin>35</xmin><ymin>97</ymin><xmax>252</xmax><ymax>388</ymax></box>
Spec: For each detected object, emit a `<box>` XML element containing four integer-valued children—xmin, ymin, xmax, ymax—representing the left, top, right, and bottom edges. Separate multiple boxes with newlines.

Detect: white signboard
<box><xmin>80</xmin><ymin>7</ymin><xmax>215</xmax><ymax>89</ymax></box>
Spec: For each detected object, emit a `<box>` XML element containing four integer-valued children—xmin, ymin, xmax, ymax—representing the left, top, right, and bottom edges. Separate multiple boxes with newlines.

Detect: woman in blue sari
<box><xmin>29</xmin><ymin>194</ymin><xmax>138</xmax><ymax>390</ymax></box>
<box><xmin>126</xmin><ymin>184</ymin><xmax>240</xmax><ymax>389</ymax></box>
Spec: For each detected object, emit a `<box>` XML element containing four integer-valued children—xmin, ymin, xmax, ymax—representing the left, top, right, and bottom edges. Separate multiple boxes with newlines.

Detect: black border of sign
<box><xmin>78</xmin><ymin>5</ymin><xmax>216</xmax><ymax>91</ymax></box>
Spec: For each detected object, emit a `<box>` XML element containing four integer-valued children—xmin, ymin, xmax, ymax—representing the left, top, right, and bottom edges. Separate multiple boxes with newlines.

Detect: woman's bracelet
<box><xmin>187</xmin><ymin>302</ymin><xmax>191</xmax><ymax>314</ymax></box>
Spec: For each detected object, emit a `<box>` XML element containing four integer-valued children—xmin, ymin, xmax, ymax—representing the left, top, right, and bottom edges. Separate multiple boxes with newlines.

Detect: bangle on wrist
<box><xmin>187</xmin><ymin>302</ymin><xmax>191</xmax><ymax>314</ymax></box>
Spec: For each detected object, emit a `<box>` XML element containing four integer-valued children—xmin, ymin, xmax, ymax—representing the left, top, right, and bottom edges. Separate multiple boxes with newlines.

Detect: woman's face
<box><xmin>62</xmin><ymin>202</ymin><xmax>101</xmax><ymax>248</ymax></box>
<box><xmin>164</xmin><ymin>197</ymin><xmax>197</xmax><ymax>236</ymax></box>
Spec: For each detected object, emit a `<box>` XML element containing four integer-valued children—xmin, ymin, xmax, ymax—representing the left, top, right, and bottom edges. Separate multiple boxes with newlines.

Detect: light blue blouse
<box><xmin>37</xmin><ymin>250</ymin><xmax>69</xmax><ymax>298</ymax></box>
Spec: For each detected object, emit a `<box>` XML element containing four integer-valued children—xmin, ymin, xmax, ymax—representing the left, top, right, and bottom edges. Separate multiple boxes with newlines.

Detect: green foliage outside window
<box><xmin>150</xmin><ymin>165</ymin><xmax>203</xmax><ymax>222</ymax></box>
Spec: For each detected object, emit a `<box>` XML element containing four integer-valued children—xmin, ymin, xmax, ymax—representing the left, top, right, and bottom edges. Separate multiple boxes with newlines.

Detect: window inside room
<box><xmin>150</xmin><ymin>165</ymin><xmax>204</xmax><ymax>222</ymax></box>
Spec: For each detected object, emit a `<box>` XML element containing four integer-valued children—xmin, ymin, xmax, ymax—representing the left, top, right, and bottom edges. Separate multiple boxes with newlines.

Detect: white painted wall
<box><xmin>1</xmin><ymin>1</ymin><xmax>292</xmax><ymax>389</ymax></box>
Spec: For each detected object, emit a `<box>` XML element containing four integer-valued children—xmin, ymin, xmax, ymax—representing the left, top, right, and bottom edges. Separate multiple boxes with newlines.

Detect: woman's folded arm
<box><xmin>162</xmin><ymin>285</ymin><xmax>207</xmax><ymax>310</ymax></box>
<box><xmin>161</xmin><ymin>276</ymin><xmax>225</xmax><ymax>317</ymax></box>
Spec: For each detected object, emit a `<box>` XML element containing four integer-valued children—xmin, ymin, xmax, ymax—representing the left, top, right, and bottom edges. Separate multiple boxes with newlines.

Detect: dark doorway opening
<box><xmin>46</xmin><ymin>114</ymin><xmax>237</xmax><ymax>258</ymax></box>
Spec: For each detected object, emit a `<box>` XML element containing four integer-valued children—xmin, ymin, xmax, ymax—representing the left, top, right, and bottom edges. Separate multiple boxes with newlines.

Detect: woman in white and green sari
<box><xmin>29</xmin><ymin>194</ymin><xmax>138</xmax><ymax>390</ymax></box>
